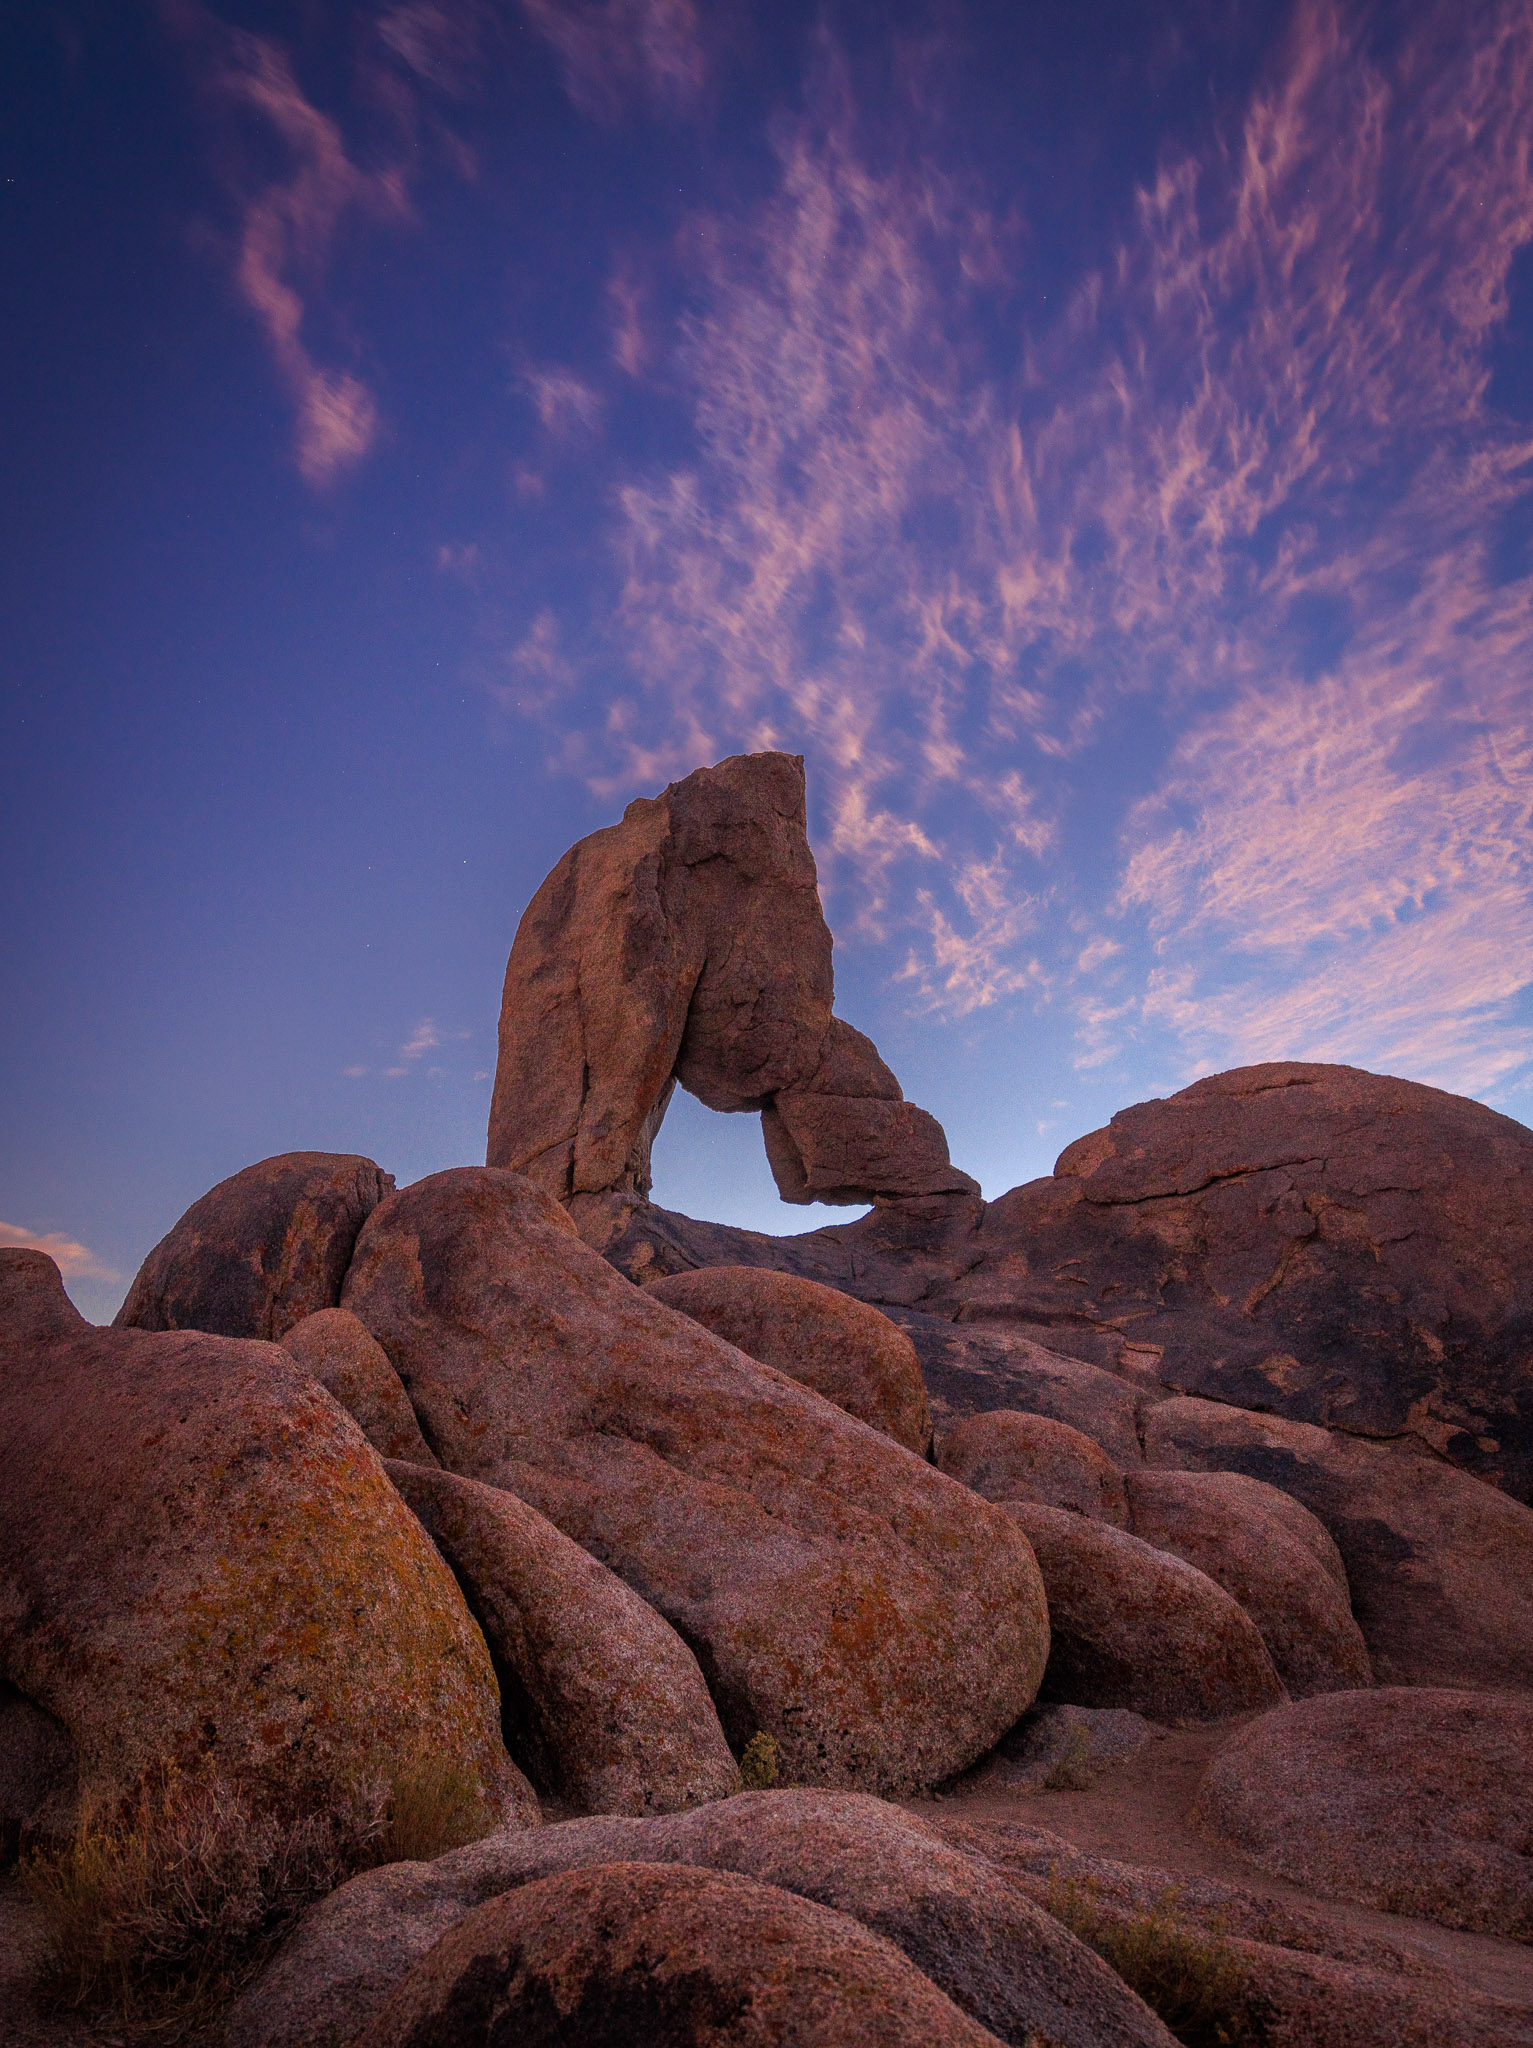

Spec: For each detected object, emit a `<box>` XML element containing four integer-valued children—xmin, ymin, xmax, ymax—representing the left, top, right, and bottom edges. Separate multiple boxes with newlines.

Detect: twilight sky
<box><xmin>4</xmin><ymin>0</ymin><xmax>1532</xmax><ymax>1322</ymax></box>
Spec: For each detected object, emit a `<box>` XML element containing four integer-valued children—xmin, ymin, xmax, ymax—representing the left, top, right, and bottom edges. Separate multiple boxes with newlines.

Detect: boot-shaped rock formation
<box><xmin>486</xmin><ymin>752</ymin><xmax>977</xmax><ymax>1207</ymax></box>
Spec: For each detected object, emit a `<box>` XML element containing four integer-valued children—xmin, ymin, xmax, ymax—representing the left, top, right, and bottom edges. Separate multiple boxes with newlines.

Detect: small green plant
<box><xmin>738</xmin><ymin>1732</ymin><xmax>781</xmax><ymax>1791</ymax></box>
<box><xmin>1045</xmin><ymin>1871</ymin><xmax>1260</xmax><ymax>2048</ymax></box>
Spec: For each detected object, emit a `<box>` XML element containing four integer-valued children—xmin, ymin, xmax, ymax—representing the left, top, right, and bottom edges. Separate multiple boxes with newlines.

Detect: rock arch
<box><xmin>487</xmin><ymin>752</ymin><xmax>977</xmax><ymax>1209</ymax></box>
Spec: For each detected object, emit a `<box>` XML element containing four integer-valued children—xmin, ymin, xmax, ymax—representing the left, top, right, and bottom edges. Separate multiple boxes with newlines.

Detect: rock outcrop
<box><xmin>340</xmin><ymin>1167</ymin><xmax>1048</xmax><ymax>1793</ymax></box>
<box><xmin>1141</xmin><ymin>1396</ymin><xmax>1533</xmax><ymax>1691</ymax></box>
<box><xmin>999</xmin><ymin>1500</ymin><xmax>1287</xmax><ymax>1721</ymax></box>
<box><xmin>228</xmin><ymin>1791</ymin><xmax>1179</xmax><ymax>2048</ymax></box>
<box><xmin>115</xmin><ymin>1150</ymin><xmax>395</xmax><ymax>1341</ymax></box>
<box><xmin>384</xmin><ymin>1460</ymin><xmax>739</xmax><ymax>1816</ymax></box>
<box><xmin>645</xmin><ymin>1264</ymin><xmax>932</xmax><ymax>1454</ymax></box>
<box><xmin>486</xmin><ymin>752</ymin><xmax>976</xmax><ymax>1208</ymax></box>
<box><xmin>940</xmin><ymin>1062</ymin><xmax>1533</xmax><ymax>1501</ymax></box>
<box><xmin>357</xmin><ymin>1860</ymin><xmax>1007</xmax><ymax>2048</ymax></box>
<box><xmin>0</xmin><ymin>1248</ymin><xmax>530</xmax><ymax>1827</ymax></box>
<box><xmin>1123</xmin><ymin>1468</ymin><xmax>1372</xmax><ymax>1697</ymax></box>
<box><xmin>1193</xmin><ymin>1688</ymin><xmax>1533</xmax><ymax>1938</ymax></box>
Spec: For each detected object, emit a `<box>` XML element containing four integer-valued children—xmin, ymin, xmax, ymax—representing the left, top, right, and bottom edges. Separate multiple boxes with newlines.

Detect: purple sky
<box><xmin>5</xmin><ymin>0</ymin><xmax>1532</xmax><ymax>1322</ymax></box>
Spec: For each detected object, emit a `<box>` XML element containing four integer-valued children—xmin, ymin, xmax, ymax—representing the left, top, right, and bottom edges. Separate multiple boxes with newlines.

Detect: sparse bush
<box><xmin>21</xmin><ymin>1744</ymin><xmax>494</xmax><ymax>2040</ymax></box>
<box><xmin>738</xmin><ymin>1732</ymin><xmax>781</xmax><ymax>1791</ymax></box>
<box><xmin>1042</xmin><ymin>1723</ymin><xmax>1096</xmax><ymax>1790</ymax></box>
<box><xmin>374</xmin><ymin>1751</ymin><xmax>491</xmax><ymax>1865</ymax></box>
<box><xmin>1045</xmin><ymin>1871</ymin><xmax>1261</xmax><ymax>2048</ymax></box>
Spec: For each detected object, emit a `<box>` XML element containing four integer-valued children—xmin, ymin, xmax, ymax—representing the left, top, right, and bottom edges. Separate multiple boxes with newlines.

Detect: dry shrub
<box><xmin>738</xmin><ymin>1732</ymin><xmax>781</xmax><ymax>1791</ymax></box>
<box><xmin>1046</xmin><ymin>1871</ymin><xmax>1261</xmax><ymax>2048</ymax></box>
<box><xmin>374</xmin><ymin>1751</ymin><xmax>491</xmax><ymax>1865</ymax></box>
<box><xmin>21</xmin><ymin>1746</ymin><xmax>494</xmax><ymax>2040</ymax></box>
<box><xmin>1042</xmin><ymin>1723</ymin><xmax>1096</xmax><ymax>1791</ymax></box>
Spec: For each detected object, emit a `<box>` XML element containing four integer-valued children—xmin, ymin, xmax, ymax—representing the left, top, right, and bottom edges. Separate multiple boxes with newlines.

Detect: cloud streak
<box><xmin>518</xmin><ymin>0</ymin><xmax>1533</xmax><ymax>1103</ymax></box>
<box><xmin>0</xmin><ymin>1222</ymin><xmax>121</xmax><ymax>1283</ymax></box>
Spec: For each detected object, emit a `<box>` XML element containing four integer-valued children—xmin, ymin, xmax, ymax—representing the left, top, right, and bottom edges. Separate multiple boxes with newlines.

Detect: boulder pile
<box><xmin>6</xmin><ymin>750</ymin><xmax>1532</xmax><ymax>2045</ymax></box>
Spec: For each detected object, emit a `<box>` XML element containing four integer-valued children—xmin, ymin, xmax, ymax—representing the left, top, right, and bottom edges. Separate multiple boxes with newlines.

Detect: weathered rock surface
<box><xmin>0</xmin><ymin>1248</ymin><xmax>531</xmax><ymax>1826</ymax></box>
<box><xmin>940</xmin><ymin>1410</ymin><xmax>1131</xmax><ymax>1524</ymax></box>
<box><xmin>573</xmin><ymin>1058</ymin><xmax>1533</xmax><ymax>1506</ymax></box>
<box><xmin>1123</xmin><ymin>1468</ymin><xmax>1371</xmax><ymax>1697</ymax></box>
<box><xmin>1193</xmin><ymin>1688</ymin><xmax>1533</xmax><ymax>1939</ymax></box>
<box><xmin>282</xmin><ymin>1307</ymin><xmax>437</xmax><ymax>1463</ymax></box>
<box><xmin>384</xmin><ymin>1460</ymin><xmax>739</xmax><ymax>1816</ymax></box>
<box><xmin>937</xmin><ymin>1814</ymin><xmax>1533</xmax><ymax>2048</ymax></box>
<box><xmin>115</xmin><ymin>1150</ymin><xmax>394</xmax><ymax>1341</ymax></box>
<box><xmin>487</xmin><ymin>751</ymin><xmax>975</xmax><ymax>1207</ymax></box>
<box><xmin>358</xmin><ymin>1860</ymin><xmax>1007</xmax><ymax>2048</ymax></box>
<box><xmin>998</xmin><ymin>1500</ymin><xmax>1286</xmax><ymax>1721</ymax></box>
<box><xmin>943</xmin><ymin>1063</ymin><xmax>1533</xmax><ymax>1501</ymax></box>
<box><xmin>341</xmin><ymin>1168</ymin><xmax>1048</xmax><ymax>1792</ymax></box>
<box><xmin>228</xmin><ymin>1791</ymin><xmax>1178</xmax><ymax>2048</ymax></box>
<box><xmin>1142</xmin><ymin>1395</ymin><xmax>1533</xmax><ymax>1690</ymax></box>
<box><xmin>645</xmin><ymin>1264</ymin><xmax>932</xmax><ymax>1454</ymax></box>
<box><xmin>0</xmin><ymin>1682</ymin><xmax>76</xmax><ymax>1855</ymax></box>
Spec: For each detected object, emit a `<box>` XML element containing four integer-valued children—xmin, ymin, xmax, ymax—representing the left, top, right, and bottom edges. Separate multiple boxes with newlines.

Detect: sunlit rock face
<box><xmin>485</xmin><ymin>750</ymin><xmax>976</xmax><ymax>1207</ymax></box>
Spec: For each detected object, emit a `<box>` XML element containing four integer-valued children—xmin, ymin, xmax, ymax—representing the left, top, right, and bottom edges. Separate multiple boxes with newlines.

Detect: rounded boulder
<box><xmin>115</xmin><ymin>1150</ymin><xmax>394</xmax><ymax>1341</ymax></box>
<box><xmin>940</xmin><ymin>1409</ymin><xmax>1130</xmax><ymax>1524</ymax></box>
<box><xmin>1000</xmin><ymin>1499</ymin><xmax>1286</xmax><ymax>1721</ymax></box>
<box><xmin>1124</xmin><ymin>1468</ymin><xmax>1371</xmax><ymax>1696</ymax></box>
<box><xmin>341</xmin><ymin>1167</ymin><xmax>1048</xmax><ymax>1794</ymax></box>
<box><xmin>1193</xmin><ymin>1687</ymin><xmax>1533</xmax><ymax>1938</ymax></box>
<box><xmin>645</xmin><ymin>1264</ymin><xmax>932</xmax><ymax>1453</ymax></box>
<box><xmin>0</xmin><ymin>1249</ymin><xmax>530</xmax><ymax>1826</ymax></box>
<box><xmin>358</xmin><ymin>1859</ymin><xmax>1008</xmax><ymax>2048</ymax></box>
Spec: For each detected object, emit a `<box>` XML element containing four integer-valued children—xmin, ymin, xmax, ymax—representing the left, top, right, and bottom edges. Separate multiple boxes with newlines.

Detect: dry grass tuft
<box><xmin>375</xmin><ymin>1751</ymin><xmax>492</xmax><ymax>1865</ymax></box>
<box><xmin>738</xmin><ymin>1732</ymin><xmax>781</xmax><ymax>1791</ymax></box>
<box><xmin>1046</xmin><ymin>1871</ymin><xmax>1261</xmax><ymax>2048</ymax></box>
<box><xmin>21</xmin><ymin>1746</ymin><xmax>494</xmax><ymax>2040</ymax></box>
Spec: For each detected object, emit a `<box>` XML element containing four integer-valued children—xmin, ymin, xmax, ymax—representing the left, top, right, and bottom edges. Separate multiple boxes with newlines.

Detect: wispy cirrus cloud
<box><xmin>165</xmin><ymin>5</ymin><xmax>414</xmax><ymax>485</ymax></box>
<box><xmin>520</xmin><ymin>0</ymin><xmax>709</xmax><ymax>121</ymax></box>
<box><xmin>0</xmin><ymin>1221</ymin><xmax>121</xmax><ymax>1283</ymax></box>
<box><xmin>516</xmin><ymin>0</ymin><xmax>1533</xmax><ymax>1106</ymax></box>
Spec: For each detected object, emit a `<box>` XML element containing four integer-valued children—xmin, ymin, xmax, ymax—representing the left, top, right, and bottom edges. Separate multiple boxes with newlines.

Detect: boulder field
<box><xmin>10</xmin><ymin>750</ymin><xmax>1533</xmax><ymax>2043</ymax></box>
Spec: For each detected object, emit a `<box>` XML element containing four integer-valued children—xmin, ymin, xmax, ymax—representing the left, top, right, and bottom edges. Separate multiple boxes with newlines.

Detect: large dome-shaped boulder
<box><xmin>1193</xmin><ymin>1688</ymin><xmax>1533</xmax><ymax>1938</ymax></box>
<box><xmin>0</xmin><ymin>1249</ymin><xmax>530</xmax><ymax>1827</ymax></box>
<box><xmin>115</xmin><ymin>1151</ymin><xmax>395</xmax><ymax>1341</ymax></box>
<box><xmin>340</xmin><ymin>1167</ymin><xmax>1048</xmax><ymax>1793</ymax></box>
<box><xmin>944</xmin><ymin>1063</ymin><xmax>1533</xmax><ymax>1500</ymax></box>
<box><xmin>645</xmin><ymin>1265</ymin><xmax>932</xmax><ymax>1454</ymax></box>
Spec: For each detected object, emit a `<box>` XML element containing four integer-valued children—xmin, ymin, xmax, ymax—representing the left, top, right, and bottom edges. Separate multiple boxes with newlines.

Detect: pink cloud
<box><xmin>522</xmin><ymin>0</ymin><xmax>1533</xmax><ymax>1085</ymax></box>
<box><xmin>167</xmin><ymin>10</ymin><xmax>412</xmax><ymax>486</ymax></box>
<box><xmin>520</xmin><ymin>0</ymin><xmax>708</xmax><ymax>121</ymax></box>
<box><xmin>0</xmin><ymin>1222</ymin><xmax>121</xmax><ymax>1283</ymax></box>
